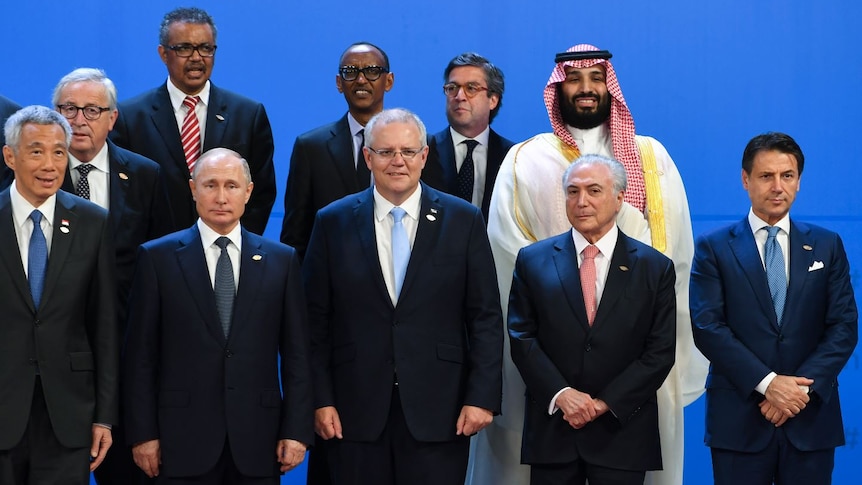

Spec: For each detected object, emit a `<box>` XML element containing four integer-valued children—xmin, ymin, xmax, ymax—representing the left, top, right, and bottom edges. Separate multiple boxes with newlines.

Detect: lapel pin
<box><xmin>619</xmin><ymin>265</ymin><xmax>629</xmax><ymax>271</ymax></box>
<box><xmin>60</xmin><ymin>226</ymin><xmax>70</xmax><ymax>234</ymax></box>
<box><xmin>426</xmin><ymin>214</ymin><xmax>437</xmax><ymax>221</ymax></box>
<box><xmin>430</xmin><ymin>208</ymin><xmax>438</xmax><ymax>214</ymax></box>
<box><xmin>252</xmin><ymin>254</ymin><xmax>262</xmax><ymax>261</ymax></box>
<box><xmin>216</xmin><ymin>114</ymin><xmax>225</xmax><ymax>122</ymax></box>
<box><xmin>119</xmin><ymin>172</ymin><xmax>129</xmax><ymax>180</ymax></box>
<box><xmin>802</xmin><ymin>244</ymin><xmax>813</xmax><ymax>251</ymax></box>
<box><xmin>61</xmin><ymin>219</ymin><xmax>70</xmax><ymax>226</ymax></box>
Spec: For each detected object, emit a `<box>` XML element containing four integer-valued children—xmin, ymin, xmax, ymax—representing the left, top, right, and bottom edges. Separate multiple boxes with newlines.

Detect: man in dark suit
<box><xmin>110</xmin><ymin>7</ymin><xmax>276</xmax><ymax>235</ymax></box>
<box><xmin>304</xmin><ymin>108</ymin><xmax>503</xmax><ymax>485</ymax></box>
<box><xmin>690</xmin><ymin>132</ymin><xmax>858</xmax><ymax>485</ymax></box>
<box><xmin>52</xmin><ymin>67</ymin><xmax>172</xmax><ymax>484</ymax></box>
<box><xmin>0</xmin><ymin>106</ymin><xmax>118</xmax><ymax>484</ymax></box>
<box><xmin>280</xmin><ymin>41</ymin><xmax>394</xmax><ymax>260</ymax></box>
<box><xmin>508</xmin><ymin>154</ymin><xmax>676</xmax><ymax>485</ymax></box>
<box><xmin>124</xmin><ymin>148</ymin><xmax>313</xmax><ymax>484</ymax></box>
<box><xmin>422</xmin><ymin>52</ymin><xmax>513</xmax><ymax>222</ymax></box>
<box><xmin>0</xmin><ymin>94</ymin><xmax>23</xmax><ymax>189</ymax></box>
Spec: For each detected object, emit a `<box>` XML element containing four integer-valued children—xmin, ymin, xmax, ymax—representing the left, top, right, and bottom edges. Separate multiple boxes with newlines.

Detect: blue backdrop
<box><xmin>3</xmin><ymin>0</ymin><xmax>859</xmax><ymax>482</ymax></box>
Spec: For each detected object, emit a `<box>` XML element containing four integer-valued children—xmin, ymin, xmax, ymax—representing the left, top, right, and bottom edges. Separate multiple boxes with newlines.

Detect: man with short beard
<box><xmin>467</xmin><ymin>44</ymin><xmax>708</xmax><ymax>485</ymax></box>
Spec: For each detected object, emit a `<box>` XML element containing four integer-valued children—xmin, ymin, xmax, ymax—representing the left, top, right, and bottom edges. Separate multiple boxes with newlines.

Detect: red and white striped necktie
<box><xmin>580</xmin><ymin>245</ymin><xmax>599</xmax><ymax>325</ymax></box>
<box><xmin>181</xmin><ymin>95</ymin><xmax>202</xmax><ymax>173</ymax></box>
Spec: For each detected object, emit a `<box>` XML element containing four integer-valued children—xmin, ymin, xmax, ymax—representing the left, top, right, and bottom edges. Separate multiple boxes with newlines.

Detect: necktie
<box><xmin>356</xmin><ymin>129</ymin><xmax>371</xmax><ymax>187</ymax></box>
<box><xmin>764</xmin><ymin>226</ymin><xmax>787</xmax><ymax>324</ymax></box>
<box><xmin>75</xmin><ymin>163</ymin><xmax>94</xmax><ymax>199</ymax></box>
<box><xmin>28</xmin><ymin>210</ymin><xmax>48</xmax><ymax>309</ymax></box>
<box><xmin>391</xmin><ymin>207</ymin><xmax>410</xmax><ymax>299</ymax></box>
<box><xmin>580</xmin><ymin>245</ymin><xmax>599</xmax><ymax>326</ymax></box>
<box><xmin>181</xmin><ymin>95</ymin><xmax>202</xmax><ymax>174</ymax></box>
<box><xmin>456</xmin><ymin>140</ymin><xmax>479</xmax><ymax>202</ymax></box>
<box><xmin>214</xmin><ymin>236</ymin><xmax>235</xmax><ymax>337</ymax></box>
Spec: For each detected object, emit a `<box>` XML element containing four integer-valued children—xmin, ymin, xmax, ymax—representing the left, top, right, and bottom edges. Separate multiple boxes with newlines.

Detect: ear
<box><xmin>384</xmin><ymin>72</ymin><xmax>394</xmax><ymax>92</ymax></box>
<box><xmin>188</xmin><ymin>177</ymin><xmax>196</xmax><ymax>200</ymax></box>
<box><xmin>741</xmin><ymin>169</ymin><xmax>750</xmax><ymax>190</ymax></box>
<box><xmin>3</xmin><ymin>145</ymin><xmax>14</xmax><ymax>170</ymax></box>
<box><xmin>158</xmin><ymin>44</ymin><xmax>169</xmax><ymax>65</ymax></box>
<box><xmin>488</xmin><ymin>92</ymin><xmax>500</xmax><ymax>111</ymax></box>
<box><xmin>336</xmin><ymin>74</ymin><xmax>344</xmax><ymax>94</ymax></box>
<box><xmin>244</xmin><ymin>181</ymin><xmax>254</xmax><ymax>204</ymax></box>
<box><xmin>107</xmin><ymin>109</ymin><xmax>119</xmax><ymax>131</ymax></box>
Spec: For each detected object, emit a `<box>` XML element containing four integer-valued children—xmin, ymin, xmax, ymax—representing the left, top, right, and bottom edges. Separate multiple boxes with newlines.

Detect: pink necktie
<box><xmin>181</xmin><ymin>96</ymin><xmax>202</xmax><ymax>173</ymax></box>
<box><xmin>581</xmin><ymin>245</ymin><xmax>599</xmax><ymax>325</ymax></box>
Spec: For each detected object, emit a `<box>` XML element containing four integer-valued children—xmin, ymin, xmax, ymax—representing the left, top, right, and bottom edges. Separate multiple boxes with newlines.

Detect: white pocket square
<box><xmin>808</xmin><ymin>261</ymin><xmax>824</xmax><ymax>272</ymax></box>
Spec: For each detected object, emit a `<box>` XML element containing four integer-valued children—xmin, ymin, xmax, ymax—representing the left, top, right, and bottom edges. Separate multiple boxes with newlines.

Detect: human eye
<box><xmin>377</xmin><ymin>149</ymin><xmax>395</xmax><ymax>158</ymax></box>
<box><xmin>402</xmin><ymin>149</ymin><xmax>419</xmax><ymax>158</ymax></box>
<box><xmin>174</xmin><ymin>44</ymin><xmax>194</xmax><ymax>55</ymax></box>
<box><xmin>198</xmin><ymin>44</ymin><xmax>215</xmax><ymax>55</ymax></box>
<box><xmin>84</xmin><ymin>106</ymin><xmax>101</xmax><ymax>117</ymax></box>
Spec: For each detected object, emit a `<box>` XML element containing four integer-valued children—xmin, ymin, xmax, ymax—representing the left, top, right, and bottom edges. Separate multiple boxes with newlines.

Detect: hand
<box><xmin>455</xmin><ymin>405</ymin><xmax>494</xmax><ymax>436</ymax></box>
<box><xmin>132</xmin><ymin>439</ymin><xmax>161</xmax><ymax>478</ymax></box>
<box><xmin>764</xmin><ymin>375</ymin><xmax>813</xmax><ymax>417</ymax></box>
<box><xmin>276</xmin><ymin>439</ymin><xmax>307</xmax><ymax>473</ymax></box>
<box><xmin>89</xmin><ymin>426</ymin><xmax>113</xmax><ymax>471</ymax></box>
<box><xmin>555</xmin><ymin>388</ymin><xmax>598</xmax><ymax>429</ymax></box>
<box><xmin>592</xmin><ymin>398</ymin><xmax>610</xmax><ymax>419</ymax></box>
<box><xmin>759</xmin><ymin>399</ymin><xmax>790</xmax><ymax>427</ymax></box>
<box><xmin>314</xmin><ymin>406</ymin><xmax>343</xmax><ymax>440</ymax></box>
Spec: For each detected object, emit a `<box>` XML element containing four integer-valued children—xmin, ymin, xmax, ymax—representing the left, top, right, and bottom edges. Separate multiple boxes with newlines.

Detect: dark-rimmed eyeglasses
<box><xmin>367</xmin><ymin>147</ymin><xmax>424</xmax><ymax>160</ymax></box>
<box><xmin>339</xmin><ymin>66</ymin><xmax>389</xmax><ymax>81</ymax></box>
<box><xmin>57</xmin><ymin>104</ymin><xmax>112</xmax><ymax>121</ymax></box>
<box><xmin>165</xmin><ymin>43</ymin><xmax>217</xmax><ymax>58</ymax></box>
<box><xmin>443</xmin><ymin>82</ymin><xmax>489</xmax><ymax>98</ymax></box>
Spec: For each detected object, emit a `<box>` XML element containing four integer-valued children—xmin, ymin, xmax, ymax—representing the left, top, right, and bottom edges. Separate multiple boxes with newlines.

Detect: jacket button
<box><xmin>585</xmin><ymin>343</ymin><xmax>592</xmax><ymax>352</ymax></box>
<box><xmin>225</xmin><ymin>350</ymin><xmax>233</xmax><ymax>358</ymax></box>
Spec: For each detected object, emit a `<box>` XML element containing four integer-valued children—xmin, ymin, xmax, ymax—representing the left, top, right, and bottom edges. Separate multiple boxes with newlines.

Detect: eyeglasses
<box><xmin>165</xmin><ymin>43</ymin><xmax>217</xmax><ymax>58</ymax></box>
<box><xmin>442</xmin><ymin>82</ymin><xmax>489</xmax><ymax>98</ymax></box>
<box><xmin>367</xmin><ymin>147</ymin><xmax>424</xmax><ymax>160</ymax></box>
<box><xmin>339</xmin><ymin>65</ymin><xmax>389</xmax><ymax>81</ymax></box>
<box><xmin>57</xmin><ymin>104</ymin><xmax>111</xmax><ymax>121</ymax></box>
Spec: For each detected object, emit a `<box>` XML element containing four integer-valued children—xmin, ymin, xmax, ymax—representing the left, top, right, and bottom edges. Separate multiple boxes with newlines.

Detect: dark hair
<box><xmin>742</xmin><ymin>132</ymin><xmax>804</xmax><ymax>176</ymax></box>
<box><xmin>444</xmin><ymin>52</ymin><xmax>504</xmax><ymax>122</ymax></box>
<box><xmin>339</xmin><ymin>42</ymin><xmax>390</xmax><ymax>70</ymax></box>
<box><xmin>159</xmin><ymin>7</ymin><xmax>217</xmax><ymax>45</ymax></box>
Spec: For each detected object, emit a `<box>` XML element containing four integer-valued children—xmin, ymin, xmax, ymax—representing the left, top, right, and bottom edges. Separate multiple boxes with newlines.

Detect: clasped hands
<box><xmin>759</xmin><ymin>375</ymin><xmax>814</xmax><ymax>427</ymax></box>
<box><xmin>555</xmin><ymin>388</ymin><xmax>609</xmax><ymax>429</ymax></box>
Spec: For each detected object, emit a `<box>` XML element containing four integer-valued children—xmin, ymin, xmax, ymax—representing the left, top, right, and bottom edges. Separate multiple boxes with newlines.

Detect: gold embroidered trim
<box><xmin>636</xmin><ymin>136</ymin><xmax>667</xmax><ymax>253</ymax></box>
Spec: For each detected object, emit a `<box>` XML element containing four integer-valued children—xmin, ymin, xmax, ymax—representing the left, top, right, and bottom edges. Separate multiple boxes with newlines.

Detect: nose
<box><xmin>454</xmin><ymin>86</ymin><xmax>468</xmax><ymax>101</ymax></box>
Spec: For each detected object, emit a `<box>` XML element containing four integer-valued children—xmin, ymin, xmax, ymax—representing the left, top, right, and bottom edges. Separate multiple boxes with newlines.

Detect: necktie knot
<box><xmin>30</xmin><ymin>210</ymin><xmax>43</xmax><ymax>225</ymax></box>
<box><xmin>583</xmin><ymin>244</ymin><xmax>599</xmax><ymax>260</ymax></box>
<box><xmin>766</xmin><ymin>225</ymin><xmax>780</xmax><ymax>239</ymax></box>
<box><xmin>463</xmin><ymin>139</ymin><xmax>479</xmax><ymax>153</ymax></box>
<box><xmin>76</xmin><ymin>163</ymin><xmax>94</xmax><ymax>176</ymax></box>
<box><xmin>183</xmin><ymin>95</ymin><xmax>200</xmax><ymax>110</ymax></box>
<box><xmin>215</xmin><ymin>236</ymin><xmax>231</xmax><ymax>250</ymax></box>
<box><xmin>391</xmin><ymin>207</ymin><xmax>407</xmax><ymax>224</ymax></box>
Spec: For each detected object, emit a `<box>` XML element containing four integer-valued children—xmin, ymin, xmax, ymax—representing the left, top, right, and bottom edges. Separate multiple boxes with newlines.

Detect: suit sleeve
<box><xmin>280</xmin><ymin>136</ymin><xmax>313</xmax><ymax>260</ymax></box>
<box><xmin>462</xmin><ymin>209</ymin><xmax>504</xmax><ymax>413</ymax></box>
<box><xmin>145</xmin><ymin>164</ymin><xmax>175</xmax><ymax>241</ymax></box>
<box><xmin>241</xmin><ymin>103</ymin><xmax>276</xmax><ymax>235</ymax></box>
<box><xmin>278</xmin><ymin>250</ymin><xmax>315</xmax><ymax>445</ymax></box>
<box><xmin>90</xmin><ymin>214</ymin><xmax>119</xmax><ymax>426</ymax></box>
<box><xmin>302</xmin><ymin>213</ymin><xmax>335</xmax><ymax>408</ymax></box>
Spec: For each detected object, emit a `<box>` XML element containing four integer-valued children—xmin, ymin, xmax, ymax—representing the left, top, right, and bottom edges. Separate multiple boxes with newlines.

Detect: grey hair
<box><xmin>52</xmin><ymin>68</ymin><xmax>118</xmax><ymax>110</ymax></box>
<box><xmin>562</xmin><ymin>154</ymin><xmax>627</xmax><ymax>193</ymax></box>
<box><xmin>192</xmin><ymin>147</ymin><xmax>252</xmax><ymax>185</ymax></box>
<box><xmin>4</xmin><ymin>105</ymin><xmax>72</xmax><ymax>154</ymax></box>
<box><xmin>364</xmin><ymin>108</ymin><xmax>427</xmax><ymax>149</ymax></box>
<box><xmin>159</xmin><ymin>7</ymin><xmax>217</xmax><ymax>46</ymax></box>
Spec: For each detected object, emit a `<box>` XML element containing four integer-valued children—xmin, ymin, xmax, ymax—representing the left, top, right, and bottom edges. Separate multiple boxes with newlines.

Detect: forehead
<box><xmin>372</xmin><ymin>121</ymin><xmax>420</xmax><ymax>144</ymax></box>
<box><xmin>166</xmin><ymin>21</ymin><xmax>214</xmax><ymax>43</ymax></box>
<box><xmin>197</xmin><ymin>156</ymin><xmax>244</xmax><ymax>178</ymax></box>
<box><xmin>59</xmin><ymin>81</ymin><xmax>108</xmax><ymax>103</ymax></box>
<box><xmin>563</xmin><ymin>64</ymin><xmax>607</xmax><ymax>77</ymax></box>
<box><xmin>341</xmin><ymin>45</ymin><xmax>385</xmax><ymax>66</ymax></box>
<box><xmin>448</xmin><ymin>65</ymin><xmax>486</xmax><ymax>83</ymax></box>
<box><xmin>751</xmin><ymin>150</ymin><xmax>799</xmax><ymax>172</ymax></box>
<box><xmin>20</xmin><ymin>123</ymin><xmax>66</xmax><ymax>145</ymax></box>
<box><xmin>567</xmin><ymin>163</ymin><xmax>612</xmax><ymax>185</ymax></box>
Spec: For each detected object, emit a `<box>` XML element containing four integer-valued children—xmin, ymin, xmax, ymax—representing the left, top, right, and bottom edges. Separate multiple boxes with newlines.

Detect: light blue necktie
<box><xmin>391</xmin><ymin>207</ymin><xmax>410</xmax><ymax>299</ymax></box>
<box><xmin>28</xmin><ymin>210</ymin><xmax>48</xmax><ymax>309</ymax></box>
<box><xmin>764</xmin><ymin>226</ymin><xmax>787</xmax><ymax>324</ymax></box>
<box><xmin>214</xmin><ymin>236</ymin><xmax>235</xmax><ymax>337</ymax></box>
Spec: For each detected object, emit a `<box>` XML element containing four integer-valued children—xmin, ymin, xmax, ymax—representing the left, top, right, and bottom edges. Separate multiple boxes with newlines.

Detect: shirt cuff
<box><xmin>549</xmin><ymin>387</ymin><xmax>572</xmax><ymax>415</ymax></box>
<box><xmin>94</xmin><ymin>423</ymin><xmax>112</xmax><ymax>430</ymax></box>
<box><xmin>755</xmin><ymin>372</ymin><xmax>777</xmax><ymax>395</ymax></box>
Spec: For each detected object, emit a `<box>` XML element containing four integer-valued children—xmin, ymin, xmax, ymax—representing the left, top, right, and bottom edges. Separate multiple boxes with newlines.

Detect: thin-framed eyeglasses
<box><xmin>165</xmin><ymin>43</ymin><xmax>217</xmax><ymax>58</ymax></box>
<box><xmin>339</xmin><ymin>65</ymin><xmax>389</xmax><ymax>81</ymax></box>
<box><xmin>442</xmin><ymin>82</ymin><xmax>489</xmax><ymax>98</ymax></box>
<box><xmin>57</xmin><ymin>104</ymin><xmax>112</xmax><ymax>121</ymax></box>
<box><xmin>367</xmin><ymin>147</ymin><xmax>424</xmax><ymax>160</ymax></box>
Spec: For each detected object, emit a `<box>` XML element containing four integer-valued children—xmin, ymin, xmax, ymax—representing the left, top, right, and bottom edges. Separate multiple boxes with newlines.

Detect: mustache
<box><xmin>573</xmin><ymin>93</ymin><xmax>600</xmax><ymax>101</ymax></box>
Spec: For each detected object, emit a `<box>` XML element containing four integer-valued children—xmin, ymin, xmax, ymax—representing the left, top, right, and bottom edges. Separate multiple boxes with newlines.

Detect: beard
<box><xmin>558</xmin><ymin>85</ymin><xmax>611</xmax><ymax>130</ymax></box>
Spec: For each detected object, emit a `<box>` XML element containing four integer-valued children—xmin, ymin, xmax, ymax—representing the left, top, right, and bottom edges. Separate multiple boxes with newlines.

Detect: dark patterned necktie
<box><xmin>356</xmin><ymin>129</ymin><xmax>371</xmax><ymax>187</ymax></box>
<box><xmin>214</xmin><ymin>236</ymin><xmax>235</xmax><ymax>337</ymax></box>
<box><xmin>456</xmin><ymin>140</ymin><xmax>478</xmax><ymax>202</ymax></box>
<box><xmin>75</xmin><ymin>163</ymin><xmax>94</xmax><ymax>199</ymax></box>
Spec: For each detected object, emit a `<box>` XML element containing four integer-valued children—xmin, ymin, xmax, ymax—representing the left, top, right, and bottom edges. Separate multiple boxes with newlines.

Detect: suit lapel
<box><xmin>483</xmin><ymin>130</ymin><xmax>506</xmax><ymax>215</ymax></box>
<box><xmin>593</xmin><ymin>233</ymin><xmax>636</xmax><ymax>328</ymax></box>
<box><xmin>785</xmin><ymin>220</ymin><xmax>814</xmax><ymax>325</ymax></box>
<box><xmin>398</xmin><ymin>187</ymin><xmax>442</xmax><ymax>301</ymax></box>
<box><xmin>352</xmin><ymin>189</ymin><xmax>390</xmax><ymax>305</ymax></box>
<box><xmin>230</xmin><ymin>229</ymin><xmax>265</xmax><ymax>340</ymax></box>
<box><xmin>328</xmin><ymin>115</ymin><xmax>360</xmax><ymax>192</ymax></box>
<box><xmin>552</xmin><ymin>233</ymin><xmax>591</xmax><ymax>332</ymax></box>
<box><xmin>107</xmin><ymin>142</ymin><xmax>129</xmax><ymax>234</ymax></box>
<box><xmin>0</xmin><ymin>191</ymin><xmax>33</xmax><ymax>311</ymax></box>
<box><xmin>41</xmin><ymin>193</ymin><xmax>78</xmax><ymax>308</ymax></box>
<box><xmin>437</xmin><ymin>130</ymin><xmax>457</xmax><ymax>190</ymax></box>
<box><xmin>728</xmin><ymin>219</ymin><xmax>777</xmax><ymax>327</ymax></box>
<box><xmin>203</xmin><ymin>84</ymin><xmax>228</xmax><ymax>150</ymax></box>
<box><xmin>176</xmin><ymin>226</ymin><xmax>226</xmax><ymax>345</ymax></box>
<box><xmin>150</xmin><ymin>85</ymin><xmax>186</xmax><ymax>169</ymax></box>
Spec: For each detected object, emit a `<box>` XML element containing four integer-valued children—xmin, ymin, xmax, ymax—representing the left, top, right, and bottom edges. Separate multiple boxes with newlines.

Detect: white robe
<box><xmin>466</xmin><ymin>132</ymin><xmax>709</xmax><ymax>485</ymax></box>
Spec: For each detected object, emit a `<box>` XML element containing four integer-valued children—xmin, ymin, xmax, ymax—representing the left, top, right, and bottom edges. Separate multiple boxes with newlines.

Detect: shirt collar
<box><xmin>68</xmin><ymin>143</ymin><xmax>110</xmax><ymax>172</ymax></box>
<box><xmin>571</xmin><ymin>224</ymin><xmax>619</xmax><ymax>259</ymax></box>
<box><xmin>197</xmin><ymin>219</ymin><xmax>242</xmax><ymax>251</ymax></box>
<box><xmin>450</xmin><ymin>125</ymin><xmax>490</xmax><ymax>146</ymax></box>
<box><xmin>10</xmin><ymin>181</ymin><xmax>57</xmax><ymax>230</ymax></box>
<box><xmin>346</xmin><ymin>112</ymin><xmax>365</xmax><ymax>137</ymax></box>
<box><xmin>566</xmin><ymin>123</ymin><xmax>611</xmax><ymax>150</ymax></box>
<box><xmin>373</xmin><ymin>184</ymin><xmax>423</xmax><ymax>222</ymax></box>
<box><xmin>167</xmin><ymin>78</ymin><xmax>211</xmax><ymax>114</ymax></box>
<box><xmin>747</xmin><ymin>209</ymin><xmax>790</xmax><ymax>235</ymax></box>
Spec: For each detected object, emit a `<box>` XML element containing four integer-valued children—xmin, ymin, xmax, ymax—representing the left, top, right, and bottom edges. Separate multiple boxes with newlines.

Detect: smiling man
<box><xmin>111</xmin><ymin>7</ymin><xmax>276</xmax><ymax>236</ymax></box>
<box><xmin>423</xmin><ymin>53</ymin><xmax>513</xmax><ymax>223</ymax></box>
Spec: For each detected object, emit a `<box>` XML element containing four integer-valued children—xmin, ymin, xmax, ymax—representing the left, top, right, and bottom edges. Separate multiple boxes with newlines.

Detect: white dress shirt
<box><xmin>10</xmin><ymin>183</ymin><xmax>56</xmax><ymax>277</ymax></box>
<box><xmin>197</xmin><ymin>219</ymin><xmax>241</xmax><ymax>290</ymax></box>
<box><xmin>167</xmin><ymin>78</ymin><xmax>211</xmax><ymax>148</ymax></box>
<box><xmin>68</xmin><ymin>143</ymin><xmax>110</xmax><ymax>209</ymax></box>
<box><xmin>450</xmin><ymin>126</ymin><xmax>490</xmax><ymax>208</ymax></box>
<box><xmin>373</xmin><ymin>185</ymin><xmax>422</xmax><ymax>305</ymax></box>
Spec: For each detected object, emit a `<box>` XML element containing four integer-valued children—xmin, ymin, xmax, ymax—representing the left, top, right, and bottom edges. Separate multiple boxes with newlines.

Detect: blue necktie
<box><xmin>391</xmin><ymin>207</ymin><xmax>410</xmax><ymax>299</ymax></box>
<box><xmin>28</xmin><ymin>210</ymin><xmax>48</xmax><ymax>309</ymax></box>
<box><xmin>214</xmin><ymin>237</ymin><xmax>235</xmax><ymax>337</ymax></box>
<box><xmin>764</xmin><ymin>226</ymin><xmax>786</xmax><ymax>324</ymax></box>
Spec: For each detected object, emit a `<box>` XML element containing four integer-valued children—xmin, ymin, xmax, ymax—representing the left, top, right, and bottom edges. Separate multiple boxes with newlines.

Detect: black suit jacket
<box><xmin>303</xmin><ymin>184</ymin><xmax>503</xmax><ymax>443</ymax></box>
<box><xmin>0</xmin><ymin>95</ymin><xmax>22</xmax><ymax>190</ymax></box>
<box><xmin>110</xmin><ymin>82</ymin><xmax>276</xmax><ymax>235</ymax></box>
<box><xmin>508</xmin><ymin>231</ymin><xmax>676</xmax><ymax>471</ymax></box>
<box><xmin>61</xmin><ymin>140</ymin><xmax>172</xmax><ymax>326</ymax></box>
<box><xmin>422</xmin><ymin>127</ymin><xmax>514</xmax><ymax>222</ymax></box>
<box><xmin>124</xmin><ymin>225</ymin><xmax>314</xmax><ymax>477</ymax></box>
<box><xmin>0</xmin><ymin>189</ymin><xmax>118</xmax><ymax>449</ymax></box>
<box><xmin>280</xmin><ymin>114</ymin><xmax>365</xmax><ymax>260</ymax></box>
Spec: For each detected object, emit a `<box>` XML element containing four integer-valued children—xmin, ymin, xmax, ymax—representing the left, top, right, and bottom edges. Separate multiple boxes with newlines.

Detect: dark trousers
<box><xmin>92</xmin><ymin>420</ymin><xmax>149</xmax><ymax>484</ymax></box>
<box><xmin>157</xmin><ymin>439</ymin><xmax>278</xmax><ymax>485</ymax></box>
<box><xmin>530</xmin><ymin>460</ymin><xmax>646</xmax><ymax>485</ymax></box>
<box><xmin>0</xmin><ymin>378</ymin><xmax>90</xmax><ymax>485</ymax></box>
<box><xmin>711</xmin><ymin>427</ymin><xmax>835</xmax><ymax>485</ymax></box>
<box><xmin>305</xmin><ymin>435</ymin><xmax>332</xmax><ymax>485</ymax></box>
<box><xmin>329</xmin><ymin>387</ymin><xmax>469</xmax><ymax>485</ymax></box>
